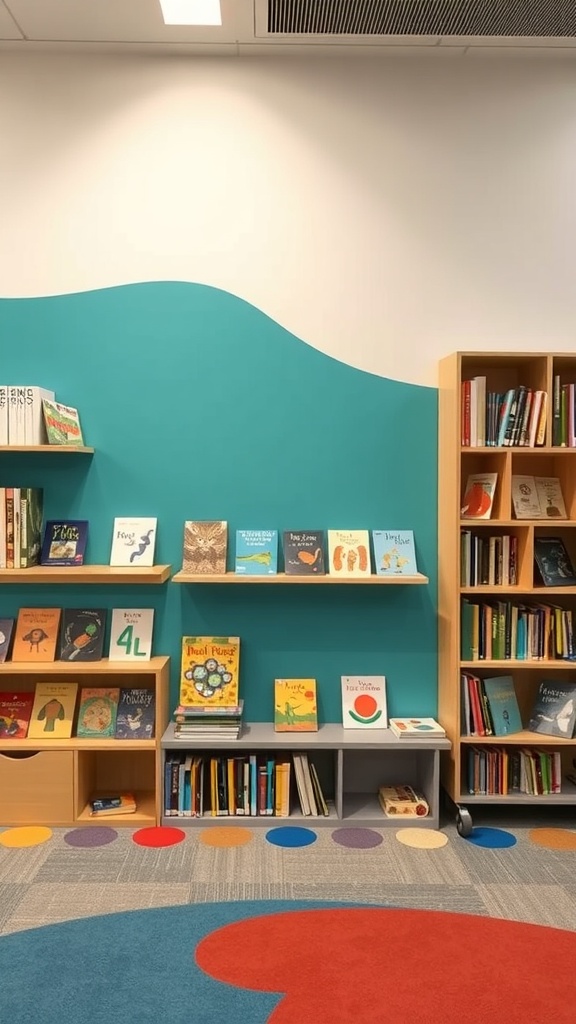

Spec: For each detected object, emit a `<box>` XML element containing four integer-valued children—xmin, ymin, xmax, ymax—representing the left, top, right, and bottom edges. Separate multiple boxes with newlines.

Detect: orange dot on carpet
<box><xmin>529</xmin><ymin>828</ymin><xmax>576</xmax><ymax>851</ymax></box>
<box><xmin>200</xmin><ymin>827</ymin><xmax>253</xmax><ymax>848</ymax></box>
<box><xmin>0</xmin><ymin>826</ymin><xmax>52</xmax><ymax>848</ymax></box>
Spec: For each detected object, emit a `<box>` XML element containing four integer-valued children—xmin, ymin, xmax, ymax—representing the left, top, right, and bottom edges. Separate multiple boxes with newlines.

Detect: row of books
<box><xmin>461</xmin><ymin>673</ymin><xmax>576</xmax><ymax>739</ymax></box>
<box><xmin>552</xmin><ymin>377</ymin><xmax>576</xmax><ymax>448</ymax></box>
<box><xmin>0</xmin><ymin>387</ymin><xmax>84</xmax><ymax>446</ymax></box>
<box><xmin>461</xmin><ymin>378</ymin><xmax>548</xmax><ymax>448</ymax></box>
<box><xmin>0</xmin><ymin>685</ymin><xmax>155</xmax><ymax>740</ymax></box>
<box><xmin>461</xmin><ymin>473</ymin><xmax>568</xmax><ymax>522</ymax></box>
<box><xmin>173</xmin><ymin>701</ymin><xmax>244</xmax><ymax>740</ymax></box>
<box><xmin>461</xmin><ymin>600</ymin><xmax>576</xmax><ymax>662</ymax></box>
<box><xmin>460</xmin><ymin>532</ymin><xmax>518</xmax><ymax>587</ymax></box>
<box><xmin>465</xmin><ymin>747</ymin><xmax>564</xmax><ymax>796</ymax></box>
<box><xmin>0</xmin><ymin>607</ymin><xmax>154</xmax><ymax>664</ymax></box>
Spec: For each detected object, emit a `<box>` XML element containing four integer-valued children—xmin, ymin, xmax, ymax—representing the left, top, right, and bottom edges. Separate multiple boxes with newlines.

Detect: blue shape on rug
<box><xmin>464</xmin><ymin>827</ymin><xmax>517</xmax><ymax>849</ymax></box>
<box><xmin>265</xmin><ymin>826</ymin><xmax>317</xmax><ymax>848</ymax></box>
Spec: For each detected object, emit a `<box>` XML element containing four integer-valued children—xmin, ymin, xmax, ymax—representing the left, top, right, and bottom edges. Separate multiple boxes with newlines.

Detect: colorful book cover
<box><xmin>0</xmin><ymin>691</ymin><xmax>35</xmax><ymax>738</ymax></box>
<box><xmin>19</xmin><ymin>487</ymin><xmax>44</xmax><ymax>568</ymax></box>
<box><xmin>110</xmin><ymin>517</ymin><xmax>157</xmax><ymax>566</ymax></box>
<box><xmin>482</xmin><ymin>676</ymin><xmax>523</xmax><ymax>736</ymax></box>
<box><xmin>341</xmin><ymin>675</ymin><xmax>387</xmax><ymax>729</ymax></box>
<box><xmin>389</xmin><ymin>717</ymin><xmax>446</xmax><ymax>738</ymax></box>
<box><xmin>109</xmin><ymin>608</ymin><xmax>154</xmax><ymax>661</ymax></box>
<box><xmin>235</xmin><ymin>530</ymin><xmax>278</xmax><ymax>575</ymax></box>
<box><xmin>461</xmin><ymin>473</ymin><xmax>498</xmax><ymax>520</ymax></box>
<box><xmin>274</xmin><ymin>678</ymin><xmax>318</xmax><ymax>732</ymax></box>
<box><xmin>115</xmin><ymin>688</ymin><xmax>155</xmax><ymax>739</ymax></box>
<box><xmin>59</xmin><ymin>608</ymin><xmax>107</xmax><ymax>662</ymax></box>
<box><xmin>75</xmin><ymin>687</ymin><xmax>120</xmax><ymax>738</ymax></box>
<box><xmin>180</xmin><ymin>636</ymin><xmax>240</xmax><ymax>707</ymax></box>
<box><xmin>282</xmin><ymin>530</ymin><xmax>325</xmax><ymax>575</ymax></box>
<box><xmin>0</xmin><ymin>618</ymin><xmax>15</xmax><ymax>663</ymax></box>
<box><xmin>534</xmin><ymin>537</ymin><xmax>576</xmax><ymax>586</ymax></box>
<box><xmin>42</xmin><ymin>398</ymin><xmax>84</xmax><ymax>446</ymax></box>
<box><xmin>40</xmin><ymin>520</ymin><xmax>88</xmax><ymax>566</ymax></box>
<box><xmin>27</xmin><ymin>682</ymin><xmax>78</xmax><ymax>739</ymax></box>
<box><xmin>372</xmin><ymin>530</ymin><xmax>418</xmax><ymax>576</ymax></box>
<box><xmin>11</xmin><ymin>608</ymin><xmax>61</xmax><ymax>662</ymax></box>
<box><xmin>327</xmin><ymin>530</ymin><xmax>371</xmax><ymax>577</ymax></box>
<box><xmin>182</xmin><ymin>521</ymin><xmax>227</xmax><ymax>574</ymax></box>
<box><xmin>528</xmin><ymin>680</ymin><xmax>576</xmax><ymax>738</ymax></box>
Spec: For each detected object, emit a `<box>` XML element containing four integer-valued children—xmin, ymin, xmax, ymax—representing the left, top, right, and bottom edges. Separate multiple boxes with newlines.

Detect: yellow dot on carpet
<box><xmin>395</xmin><ymin>829</ymin><xmax>448</xmax><ymax>849</ymax></box>
<box><xmin>199</xmin><ymin>827</ymin><xmax>253</xmax><ymax>848</ymax></box>
<box><xmin>529</xmin><ymin>828</ymin><xmax>576</xmax><ymax>851</ymax></box>
<box><xmin>0</xmin><ymin>826</ymin><xmax>53</xmax><ymax>848</ymax></box>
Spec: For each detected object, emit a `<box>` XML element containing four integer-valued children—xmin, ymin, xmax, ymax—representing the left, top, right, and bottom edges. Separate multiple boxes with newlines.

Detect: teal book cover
<box><xmin>235</xmin><ymin>530</ymin><xmax>278</xmax><ymax>575</ymax></box>
<box><xmin>482</xmin><ymin>675</ymin><xmax>523</xmax><ymax>736</ymax></box>
<box><xmin>372</xmin><ymin>530</ymin><xmax>417</xmax><ymax>576</ymax></box>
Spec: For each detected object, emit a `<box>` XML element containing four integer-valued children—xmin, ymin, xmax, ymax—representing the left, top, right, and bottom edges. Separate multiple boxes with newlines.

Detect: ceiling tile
<box><xmin>0</xmin><ymin>1</ymin><xmax>23</xmax><ymax>38</ymax></box>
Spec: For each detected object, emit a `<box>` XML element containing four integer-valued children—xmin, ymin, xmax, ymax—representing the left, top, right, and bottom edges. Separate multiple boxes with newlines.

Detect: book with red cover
<box><xmin>0</xmin><ymin>691</ymin><xmax>34</xmax><ymax>738</ymax></box>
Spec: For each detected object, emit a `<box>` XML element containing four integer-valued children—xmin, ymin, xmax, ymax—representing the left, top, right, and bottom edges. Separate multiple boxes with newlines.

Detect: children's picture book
<box><xmin>235</xmin><ymin>530</ymin><xmax>278</xmax><ymax>575</ymax></box>
<box><xmin>109</xmin><ymin>608</ymin><xmax>154</xmax><ymax>661</ymax></box>
<box><xmin>274</xmin><ymin>679</ymin><xmax>318</xmax><ymax>732</ymax></box>
<box><xmin>110</xmin><ymin>517</ymin><xmax>157</xmax><ymax>567</ymax></box>
<box><xmin>512</xmin><ymin>475</ymin><xmax>568</xmax><ymax>520</ymax></box>
<box><xmin>282</xmin><ymin>530</ymin><xmax>325</xmax><ymax>575</ymax></box>
<box><xmin>328</xmin><ymin>530</ymin><xmax>371</xmax><ymax>577</ymax></box>
<box><xmin>482</xmin><ymin>675</ymin><xmax>523</xmax><ymax>736</ymax></box>
<box><xmin>42</xmin><ymin>398</ymin><xmax>84</xmax><ymax>446</ymax></box>
<box><xmin>11</xmin><ymin>608</ymin><xmax>61</xmax><ymax>662</ymax></box>
<box><xmin>180</xmin><ymin>636</ymin><xmax>240</xmax><ymax>707</ymax></box>
<box><xmin>341</xmin><ymin>675</ymin><xmax>387</xmax><ymax>729</ymax></box>
<box><xmin>378</xmin><ymin>785</ymin><xmax>429</xmax><ymax>818</ymax></box>
<box><xmin>461</xmin><ymin>473</ymin><xmax>498</xmax><ymax>520</ymax></box>
<box><xmin>27</xmin><ymin>682</ymin><xmax>78</xmax><ymax>739</ymax></box>
<box><xmin>75</xmin><ymin>687</ymin><xmax>120</xmax><ymax>738</ymax></box>
<box><xmin>372</xmin><ymin>530</ymin><xmax>418</xmax><ymax>576</ymax></box>
<box><xmin>59</xmin><ymin>608</ymin><xmax>106</xmax><ymax>662</ymax></box>
<box><xmin>534</xmin><ymin>537</ymin><xmax>576</xmax><ymax>587</ymax></box>
<box><xmin>19</xmin><ymin>487</ymin><xmax>44</xmax><ymax>568</ymax></box>
<box><xmin>40</xmin><ymin>520</ymin><xmax>88</xmax><ymax>566</ymax></box>
<box><xmin>115</xmin><ymin>688</ymin><xmax>155</xmax><ymax>739</ymax></box>
<box><xmin>528</xmin><ymin>680</ymin><xmax>576</xmax><ymax>738</ymax></box>
<box><xmin>0</xmin><ymin>692</ymin><xmax>35</xmax><ymax>738</ymax></box>
<box><xmin>389</xmin><ymin>717</ymin><xmax>446</xmax><ymax>738</ymax></box>
<box><xmin>0</xmin><ymin>618</ymin><xmax>15</xmax><ymax>663</ymax></box>
<box><xmin>182</xmin><ymin>521</ymin><xmax>227</xmax><ymax>574</ymax></box>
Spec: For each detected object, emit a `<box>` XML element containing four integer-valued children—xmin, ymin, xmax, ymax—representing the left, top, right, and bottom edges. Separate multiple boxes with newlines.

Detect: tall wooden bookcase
<box><xmin>438</xmin><ymin>352</ymin><xmax>576</xmax><ymax>832</ymax></box>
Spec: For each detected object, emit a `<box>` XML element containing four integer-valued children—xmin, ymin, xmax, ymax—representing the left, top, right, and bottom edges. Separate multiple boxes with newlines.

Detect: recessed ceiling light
<box><xmin>159</xmin><ymin>0</ymin><xmax>222</xmax><ymax>26</ymax></box>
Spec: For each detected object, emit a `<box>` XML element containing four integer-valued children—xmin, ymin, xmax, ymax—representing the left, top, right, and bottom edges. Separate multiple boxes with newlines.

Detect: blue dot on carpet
<box><xmin>464</xmin><ymin>827</ymin><xmax>517</xmax><ymax>848</ymax></box>
<box><xmin>265</xmin><ymin>826</ymin><xmax>317</xmax><ymax>848</ymax></box>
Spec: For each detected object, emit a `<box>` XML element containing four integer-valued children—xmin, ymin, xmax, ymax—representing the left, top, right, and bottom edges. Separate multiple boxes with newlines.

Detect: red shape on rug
<box><xmin>195</xmin><ymin>907</ymin><xmax>576</xmax><ymax>1023</ymax></box>
<box><xmin>132</xmin><ymin>826</ymin><xmax>185</xmax><ymax>848</ymax></box>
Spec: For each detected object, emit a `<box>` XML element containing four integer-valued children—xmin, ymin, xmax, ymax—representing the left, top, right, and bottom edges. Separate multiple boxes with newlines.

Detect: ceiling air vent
<box><xmin>266</xmin><ymin>0</ymin><xmax>576</xmax><ymax>37</ymax></box>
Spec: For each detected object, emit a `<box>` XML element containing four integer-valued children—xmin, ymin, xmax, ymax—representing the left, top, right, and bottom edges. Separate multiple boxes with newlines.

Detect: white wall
<box><xmin>1</xmin><ymin>52</ymin><xmax>576</xmax><ymax>385</ymax></box>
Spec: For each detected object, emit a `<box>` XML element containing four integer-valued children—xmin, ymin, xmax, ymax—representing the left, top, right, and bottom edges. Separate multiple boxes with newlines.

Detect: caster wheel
<box><xmin>456</xmin><ymin>808</ymin><xmax>473</xmax><ymax>838</ymax></box>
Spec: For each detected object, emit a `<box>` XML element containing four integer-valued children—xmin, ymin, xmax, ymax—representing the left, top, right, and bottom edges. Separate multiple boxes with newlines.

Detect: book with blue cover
<box><xmin>372</xmin><ymin>530</ymin><xmax>418</xmax><ymax>576</ymax></box>
<box><xmin>482</xmin><ymin>675</ymin><xmax>523</xmax><ymax>736</ymax></box>
<box><xmin>235</xmin><ymin>530</ymin><xmax>278</xmax><ymax>575</ymax></box>
<box><xmin>40</xmin><ymin>520</ymin><xmax>88</xmax><ymax>566</ymax></box>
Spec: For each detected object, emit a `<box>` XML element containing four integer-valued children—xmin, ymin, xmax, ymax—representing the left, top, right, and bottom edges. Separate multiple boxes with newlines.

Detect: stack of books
<box><xmin>172</xmin><ymin>700</ymin><xmax>244</xmax><ymax>740</ymax></box>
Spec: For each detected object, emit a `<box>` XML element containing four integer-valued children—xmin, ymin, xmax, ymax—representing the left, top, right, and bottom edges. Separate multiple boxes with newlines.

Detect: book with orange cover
<box><xmin>274</xmin><ymin>679</ymin><xmax>318</xmax><ymax>732</ymax></box>
<box><xmin>11</xmin><ymin>608</ymin><xmax>61</xmax><ymax>662</ymax></box>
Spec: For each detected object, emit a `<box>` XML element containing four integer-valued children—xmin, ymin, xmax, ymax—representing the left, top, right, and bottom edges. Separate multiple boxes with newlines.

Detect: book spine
<box><xmin>5</xmin><ymin>487</ymin><xmax>14</xmax><ymax>569</ymax></box>
<box><xmin>0</xmin><ymin>386</ymin><xmax>8</xmax><ymax>445</ymax></box>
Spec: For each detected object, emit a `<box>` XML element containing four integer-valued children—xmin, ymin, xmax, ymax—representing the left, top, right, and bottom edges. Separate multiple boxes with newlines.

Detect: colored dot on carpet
<box><xmin>395</xmin><ymin>829</ymin><xmax>449</xmax><ymax>849</ymax></box>
<box><xmin>266</xmin><ymin>826</ymin><xmax>317</xmax><ymax>848</ymax></box>
<box><xmin>463</xmin><ymin>827</ymin><xmax>517</xmax><ymax>849</ymax></box>
<box><xmin>132</xmin><ymin>826</ymin><xmax>186</xmax><ymax>848</ymax></box>
<box><xmin>529</xmin><ymin>828</ymin><xmax>576</xmax><ymax>851</ymax></box>
<box><xmin>0</xmin><ymin>826</ymin><xmax>52</xmax><ymax>848</ymax></box>
<box><xmin>200</xmin><ymin>827</ymin><xmax>253</xmax><ymax>848</ymax></box>
<box><xmin>331</xmin><ymin>828</ymin><xmax>383</xmax><ymax>849</ymax></box>
<box><xmin>64</xmin><ymin>827</ymin><xmax>118</xmax><ymax>848</ymax></box>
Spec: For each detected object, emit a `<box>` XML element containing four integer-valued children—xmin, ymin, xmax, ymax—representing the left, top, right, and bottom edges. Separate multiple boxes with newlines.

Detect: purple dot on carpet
<box><xmin>331</xmin><ymin>828</ymin><xmax>384</xmax><ymax>849</ymax></box>
<box><xmin>64</xmin><ymin>827</ymin><xmax>118</xmax><ymax>848</ymax></box>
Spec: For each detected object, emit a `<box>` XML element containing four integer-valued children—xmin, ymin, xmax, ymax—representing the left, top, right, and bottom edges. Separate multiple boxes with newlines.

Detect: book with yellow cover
<box><xmin>274</xmin><ymin>678</ymin><xmax>318</xmax><ymax>732</ymax></box>
<box><xmin>180</xmin><ymin>636</ymin><xmax>240</xmax><ymax>708</ymax></box>
<box><xmin>12</xmin><ymin>608</ymin><xmax>61</xmax><ymax>662</ymax></box>
<box><xmin>27</xmin><ymin>682</ymin><xmax>78</xmax><ymax>739</ymax></box>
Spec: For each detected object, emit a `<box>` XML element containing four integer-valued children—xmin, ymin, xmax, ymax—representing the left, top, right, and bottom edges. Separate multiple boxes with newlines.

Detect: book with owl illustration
<box><xmin>327</xmin><ymin>530</ymin><xmax>371</xmax><ymax>577</ymax></box>
<box><xmin>110</xmin><ymin>517</ymin><xmax>157</xmax><ymax>566</ymax></box>
<box><xmin>182</xmin><ymin>521</ymin><xmax>228</xmax><ymax>574</ymax></box>
<box><xmin>27</xmin><ymin>682</ymin><xmax>78</xmax><ymax>739</ymax></box>
<box><xmin>461</xmin><ymin>474</ymin><xmax>498</xmax><ymax>520</ymax></box>
<box><xmin>75</xmin><ymin>687</ymin><xmax>120</xmax><ymax>738</ymax></box>
<box><xmin>282</xmin><ymin>531</ymin><xmax>325</xmax><ymax>575</ymax></box>
<box><xmin>0</xmin><ymin>692</ymin><xmax>35</xmax><ymax>738</ymax></box>
<box><xmin>180</xmin><ymin>636</ymin><xmax>240</xmax><ymax>707</ymax></box>
<box><xmin>372</xmin><ymin>530</ymin><xmax>417</xmax><ymax>576</ymax></box>
<box><xmin>274</xmin><ymin>679</ymin><xmax>318</xmax><ymax>732</ymax></box>
<box><xmin>11</xmin><ymin>607</ymin><xmax>61</xmax><ymax>662</ymax></box>
<box><xmin>235</xmin><ymin>530</ymin><xmax>278</xmax><ymax>575</ymax></box>
<box><xmin>59</xmin><ymin>608</ymin><xmax>107</xmax><ymax>662</ymax></box>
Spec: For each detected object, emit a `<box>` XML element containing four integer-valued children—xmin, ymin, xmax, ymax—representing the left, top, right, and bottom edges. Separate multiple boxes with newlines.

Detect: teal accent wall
<box><xmin>0</xmin><ymin>282</ymin><xmax>437</xmax><ymax>720</ymax></box>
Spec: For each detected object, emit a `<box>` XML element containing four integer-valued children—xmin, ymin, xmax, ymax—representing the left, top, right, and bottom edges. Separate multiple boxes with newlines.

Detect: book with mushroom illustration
<box><xmin>282</xmin><ymin>531</ymin><xmax>325</xmax><ymax>576</ymax></box>
<box><xmin>327</xmin><ymin>530</ymin><xmax>371</xmax><ymax>577</ymax></box>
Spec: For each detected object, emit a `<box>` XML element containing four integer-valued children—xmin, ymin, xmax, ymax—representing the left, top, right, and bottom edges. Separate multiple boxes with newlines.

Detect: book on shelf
<box><xmin>534</xmin><ymin>537</ymin><xmax>576</xmax><ymax>587</ymax></box>
<box><xmin>42</xmin><ymin>398</ymin><xmax>84</xmax><ymax>446</ymax></box>
<box><xmin>378</xmin><ymin>785</ymin><xmax>429</xmax><ymax>818</ymax></box>
<box><xmin>0</xmin><ymin>691</ymin><xmax>35</xmax><ymax>738</ymax></box>
<box><xmin>512</xmin><ymin>475</ymin><xmax>567</xmax><ymax>520</ymax></box>
<box><xmin>327</xmin><ymin>529</ymin><xmax>371</xmax><ymax>577</ymax></box>
<box><xmin>552</xmin><ymin>376</ymin><xmax>576</xmax><ymax>447</ymax></box>
<box><xmin>18</xmin><ymin>487</ymin><xmax>44</xmax><ymax>568</ymax></box>
<box><xmin>461</xmin><ymin>473</ymin><xmax>498</xmax><ymax>520</ymax></box>
<box><xmin>109</xmin><ymin>517</ymin><xmax>157</xmax><ymax>567</ymax></box>
<box><xmin>179</xmin><ymin>636</ymin><xmax>240</xmax><ymax>708</ymax></box>
<box><xmin>0</xmin><ymin>386</ymin><xmax>8</xmax><ymax>444</ymax></box>
<box><xmin>22</xmin><ymin>387</ymin><xmax>55</xmax><ymax>445</ymax></box>
<box><xmin>372</xmin><ymin>530</ymin><xmax>417</xmax><ymax>576</ymax></box>
<box><xmin>181</xmin><ymin>520</ymin><xmax>227</xmax><ymax>574</ymax></box>
<box><xmin>108</xmin><ymin>608</ymin><xmax>154</xmax><ymax>661</ymax></box>
<box><xmin>528</xmin><ymin>680</ymin><xmax>576</xmax><ymax>738</ymax></box>
<box><xmin>234</xmin><ymin>529</ymin><xmax>278</xmax><ymax>575</ymax></box>
<box><xmin>75</xmin><ymin>687</ymin><xmax>120</xmax><ymax>738</ymax></box>
<box><xmin>12</xmin><ymin>607</ymin><xmax>61</xmax><ymax>662</ymax></box>
<box><xmin>0</xmin><ymin>618</ymin><xmax>15</xmax><ymax>662</ymax></box>
<box><xmin>282</xmin><ymin>530</ymin><xmax>325</xmax><ymax>575</ymax></box>
<box><xmin>460</xmin><ymin>531</ymin><xmax>518</xmax><ymax>587</ymax></box>
<box><xmin>341</xmin><ymin>675</ymin><xmax>387</xmax><ymax>729</ymax></box>
<box><xmin>461</xmin><ymin>380</ymin><xmax>547</xmax><ymax>448</ymax></box>
<box><xmin>389</xmin><ymin>717</ymin><xmax>445</xmax><ymax>738</ymax></box>
<box><xmin>59</xmin><ymin>608</ymin><xmax>107</xmax><ymax>662</ymax></box>
<box><xmin>40</xmin><ymin>520</ymin><xmax>88</xmax><ymax>566</ymax></box>
<box><xmin>115</xmin><ymin>688</ymin><xmax>155</xmax><ymax>739</ymax></box>
<box><xmin>482</xmin><ymin>675</ymin><xmax>523</xmax><ymax>736</ymax></box>
<box><xmin>89</xmin><ymin>793</ymin><xmax>137</xmax><ymax>816</ymax></box>
<box><xmin>274</xmin><ymin>678</ymin><xmax>318</xmax><ymax>732</ymax></box>
<box><xmin>173</xmin><ymin>700</ymin><xmax>244</xmax><ymax>721</ymax></box>
<box><xmin>27</xmin><ymin>682</ymin><xmax>78</xmax><ymax>739</ymax></box>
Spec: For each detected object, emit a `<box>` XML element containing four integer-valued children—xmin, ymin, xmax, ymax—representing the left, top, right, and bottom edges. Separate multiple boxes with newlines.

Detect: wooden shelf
<box><xmin>460</xmin><ymin>732</ymin><xmax>576</xmax><ymax>746</ymax></box>
<box><xmin>0</xmin><ymin>564</ymin><xmax>171</xmax><ymax>584</ymax></box>
<box><xmin>461</xmin><ymin>659</ymin><xmax>576</xmax><ymax>670</ymax></box>
<box><xmin>171</xmin><ymin>570</ymin><xmax>429</xmax><ymax>585</ymax></box>
<box><xmin>0</xmin><ymin>736</ymin><xmax>157</xmax><ymax>752</ymax></box>
<box><xmin>0</xmin><ymin>656</ymin><xmax>170</xmax><ymax>674</ymax></box>
<box><xmin>460</xmin><ymin>446</ymin><xmax>575</xmax><ymax>455</ymax></box>
<box><xmin>76</xmin><ymin>791</ymin><xmax>156</xmax><ymax>825</ymax></box>
<box><xmin>0</xmin><ymin>445</ymin><xmax>94</xmax><ymax>453</ymax></box>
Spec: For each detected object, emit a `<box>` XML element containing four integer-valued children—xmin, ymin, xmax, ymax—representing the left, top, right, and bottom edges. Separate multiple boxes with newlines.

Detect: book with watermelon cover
<box><xmin>59</xmin><ymin>608</ymin><xmax>107</xmax><ymax>662</ymax></box>
<box><xmin>76</xmin><ymin>687</ymin><xmax>120</xmax><ymax>738</ymax></box>
<box><xmin>341</xmin><ymin>675</ymin><xmax>387</xmax><ymax>729</ymax></box>
<box><xmin>0</xmin><ymin>691</ymin><xmax>35</xmax><ymax>738</ymax></box>
<box><xmin>235</xmin><ymin>530</ymin><xmax>278</xmax><ymax>575</ymax></box>
<box><xmin>180</xmin><ymin>636</ymin><xmax>240</xmax><ymax>707</ymax></box>
<box><xmin>274</xmin><ymin>679</ymin><xmax>318</xmax><ymax>732</ymax></box>
<box><xmin>42</xmin><ymin>398</ymin><xmax>84</xmax><ymax>446</ymax></box>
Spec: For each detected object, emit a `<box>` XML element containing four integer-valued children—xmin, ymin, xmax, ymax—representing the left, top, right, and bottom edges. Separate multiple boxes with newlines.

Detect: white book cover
<box><xmin>389</xmin><ymin>717</ymin><xmax>446</xmax><ymax>738</ymax></box>
<box><xmin>0</xmin><ymin>387</ymin><xmax>8</xmax><ymax>444</ymax></box>
<box><xmin>110</xmin><ymin>517</ymin><xmax>157</xmax><ymax>566</ymax></box>
<box><xmin>8</xmin><ymin>386</ymin><xmax>26</xmax><ymax>444</ymax></box>
<box><xmin>341</xmin><ymin>675</ymin><xmax>387</xmax><ymax>729</ymax></box>
<box><xmin>511</xmin><ymin>475</ymin><xmax>542</xmax><ymax>520</ymax></box>
<box><xmin>109</xmin><ymin>609</ymin><xmax>154</xmax><ymax>661</ymax></box>
<box><xmin>24</xmin><ymin>386</ymin><xmax>55</xmax><ymax>445</ymax></box>
<box><xmin>534</xmin><ymin>476</ymin><xmax>567</xmax><ymax>520</ymax></box>
<box><xmin>327</xmin><ymin>529</ymin><xmax>371</xmax><ymax>576</ymax></box>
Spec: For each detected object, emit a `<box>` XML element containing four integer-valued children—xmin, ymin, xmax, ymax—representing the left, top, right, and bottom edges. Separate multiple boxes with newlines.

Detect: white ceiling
<box><xmin>0</xmin><ymin>0</ymin><xmax>575</xmax><ymax>56</ymax></box>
